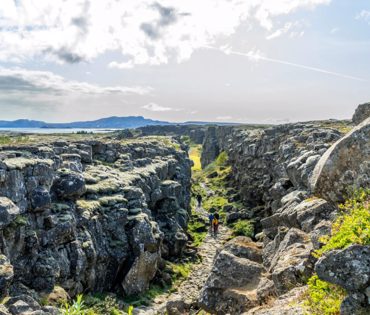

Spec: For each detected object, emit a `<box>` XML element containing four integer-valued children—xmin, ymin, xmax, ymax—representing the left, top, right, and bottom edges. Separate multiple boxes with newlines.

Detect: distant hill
<box><xmin>0</xmin><ymin>116</ymin><xmax>240</xmax><ymax>129</ymax></box>
<box><xmin>0</xmin><ymin>116</ymin><xmax>170</xmax><ymax>129</ymax></box>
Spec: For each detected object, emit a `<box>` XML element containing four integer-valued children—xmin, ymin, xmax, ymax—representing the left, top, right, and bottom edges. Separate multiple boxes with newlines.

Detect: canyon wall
<box><xmin>0</xmin><ymin>137</ymin><xmax>191</xmax><ymax>314</ymax></box>
<box><xmin>199</xmin><ymin>114</ymin><xmax>370</xmax><ymax>314</ymax></box>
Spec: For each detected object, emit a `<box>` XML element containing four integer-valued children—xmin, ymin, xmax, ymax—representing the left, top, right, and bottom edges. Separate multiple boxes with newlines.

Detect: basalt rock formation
<box><xmin>199</xmin><ymin>106</ymin><xmax>370</xmax><ymax>314</ymax></box>
<box><xmin>0</xmin><ymin>137</ymin><xmax>191</xmax><ymax>314</ymax></box>
<box><xmin>352</xmin><ymin>102</ymin><xmax>370</xmax><ymax>125</ymax></box>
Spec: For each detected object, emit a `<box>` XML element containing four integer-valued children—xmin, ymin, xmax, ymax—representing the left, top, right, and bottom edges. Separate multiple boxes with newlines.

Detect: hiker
<box><xmin>213</xmin><ymin>212</ymin><xmax>220</xmax><ymax>236</ymax></box>
<box><xmin>196</xmin><ymin>194</ymin><xmax>202</xmax><ymax>207</ymax></box>
<box><xmin>208</xmin><ymin>212</ymin><xmax>214</xmax><ymax>231</ymax></box>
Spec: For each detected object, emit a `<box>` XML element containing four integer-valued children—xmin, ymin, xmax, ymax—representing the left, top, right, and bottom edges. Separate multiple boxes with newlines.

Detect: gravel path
<box><xmin>136</xmin><ymin>205</ymin><xmax>231</xmax><ymax>315</ymax></box>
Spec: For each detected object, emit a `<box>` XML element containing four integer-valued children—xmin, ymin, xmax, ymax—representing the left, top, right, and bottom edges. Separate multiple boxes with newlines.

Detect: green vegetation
<box><xmin>304</xmin><ymin>275</ymin><xmax>346</xmax><ymax>315</ymax></box>
<box><xmin>123</xmin><ymin>261</ymin><xmax>193</xmax><ymax>307</ymax></box>
<box><xmin>0</xmin><ymin>135</ymin><xmax>30</xmax><ymax>145</ymax></box>
<box><xmin>189</xmin><ymin>147</ymin><xmax>254</xmax><ymax>241</ymax></box>
<box><xmin>315</xmin><ymin>188</ymin><xmax>370</xmax><ymax>257</ymax></box>
<box><xmin>189</xmin><ymin>144</ymin><xmax>202</xmax><ymax>171</ymax></box>
<box><xmin>318</xmin><ymin>120</ymin><xmax>353</xmax><ymax>134</ymax></box>
<box><xmin>170</xmin><ymin>262</ymin><xmax>192</xmax><ymax>280</ymax></box>
<box><xmin>187</xmin><ymin>212</ymin><xmax>207</xmax><ymax>247</ymax></box>
<box><xmin>60</xmin><ymin>294</ymin><xmax>132</xmax><ymax>315</ymax></box>
<box><xmin>231</xmin><ymin>220</ymin><xmax>254</xmax><ymax>237</ymax></box>
<box><xmin>60</xmin><ymin>294</ymin><xmax>89</xmax><ymax>315</ymax></box>
<box><xmin>304</xmin><ymin>189</ymin><xmax>370</xmax><ymax>315</ymax></box>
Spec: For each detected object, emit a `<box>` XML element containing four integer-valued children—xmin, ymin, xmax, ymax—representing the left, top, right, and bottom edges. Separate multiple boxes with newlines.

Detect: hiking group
<box><xmin>208</xmin><ymin>212</ymin><xmax>219</xmax><ymax>236</ymax></box>
<box><xmin>196</xmin><ymin>194</ymin><xmax>220</xmax><ymax>236</ymax></box>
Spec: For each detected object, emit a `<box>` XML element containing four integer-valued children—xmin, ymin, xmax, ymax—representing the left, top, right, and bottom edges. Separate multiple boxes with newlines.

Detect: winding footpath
<box><xmin>136</xmin><ymin>205</ymin><xmax>231</xmax><ymax>315</ymax></box>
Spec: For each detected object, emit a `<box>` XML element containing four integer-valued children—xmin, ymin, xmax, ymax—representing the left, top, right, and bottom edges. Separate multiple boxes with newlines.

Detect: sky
<box><xmin>0</xmin><ymin>0</ymin><xmax>369</xmax><ymax>123</ymax></box>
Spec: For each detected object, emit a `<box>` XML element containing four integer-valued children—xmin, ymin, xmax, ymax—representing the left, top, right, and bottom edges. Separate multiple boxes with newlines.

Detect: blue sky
<box><xmin>0</xmin><ymin>0</ymin><xmax>369</xmax><ymax>123</ymax></box>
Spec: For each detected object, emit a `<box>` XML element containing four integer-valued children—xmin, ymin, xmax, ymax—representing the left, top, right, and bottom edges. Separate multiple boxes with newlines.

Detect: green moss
<box><xmin>76</xmin><ymin>200</ymin><xmax>101</xmax><ymax>212</ymax></box>
<box><xmin>303</xmin><ymin>274</ymin><xmax>346</xmax><ymax>315</ymax></box>
<box><xmin>86</xmin><ymin>178</ymin><xmax>121</xmax><ymax>195</ymax></box>
<box><xmin>99</xmin><ymin>195</ymin><xmax>127</xmax><ymax>207</ymax></box>
<box><xmin>231</xmin><ymin>220</ymin><xmax>254</xmax><ymax>237</ymax></box>
<box><xmin>315</xmin><ymin>188</ymin><xmax>370</xmax><ymax>257</ymax></box>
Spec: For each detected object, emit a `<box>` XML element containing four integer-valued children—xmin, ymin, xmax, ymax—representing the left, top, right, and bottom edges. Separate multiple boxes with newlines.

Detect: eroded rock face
<box><xmin>0</xmin><ymin>136</ymin><xmax>191</xmax><ymax>312</ymax></box>
<box><xmin>352</xmin><ymin>102</ymin><xmax>370</xmax><ymax>125</ymax></box>
<box><xmin>310</xmin><ymin>118</ymin><xmax>370</xmax><ymax>203</ymax></box>
<box><xmin>201</xmin><ymin>121</ymin><xmax>345</xmax><ymax>222</ymax></box>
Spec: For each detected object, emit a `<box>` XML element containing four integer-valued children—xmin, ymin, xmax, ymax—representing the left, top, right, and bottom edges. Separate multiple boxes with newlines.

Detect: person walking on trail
<box><xmin>196</xmin><ymin>194</ymin><xmax>202</xmax><ymax>207</ymax></box>
<box><xmin>208</xmin><ymin>212</ymin><xmax>214</xmax><ymax>232</ymax></box>
<box><xmin>213</xmin><ymin>212</ymin><xmax>220</xmax><ymax>236</ymax></box>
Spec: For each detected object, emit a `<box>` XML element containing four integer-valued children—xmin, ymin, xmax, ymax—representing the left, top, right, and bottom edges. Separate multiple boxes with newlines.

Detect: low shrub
<box><xmin>231</xmin><ymin>220</ymin><xmax>254</xmax><ymax>237</ymax></box>
<box><xmin>315</xmin><ymin>188</ymin><xmax>370</xmax><ymax>257</ymax></box>
<box><xmin>304</xmin><ymin>274</ymin><xmax>346</xmax><ymax>315</ymax></box>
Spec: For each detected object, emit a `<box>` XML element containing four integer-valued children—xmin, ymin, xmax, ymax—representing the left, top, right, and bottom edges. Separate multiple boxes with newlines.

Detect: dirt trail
<box><xmin>135</xmin><ymin>204</ymin><xmax>231</xmax><ymax>315</ymax></box>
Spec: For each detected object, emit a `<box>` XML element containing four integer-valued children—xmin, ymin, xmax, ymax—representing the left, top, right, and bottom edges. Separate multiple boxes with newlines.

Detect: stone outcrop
<box><xmin>315</xmin><ymin>245</ymin><xmax>370</xmax><ymax>314</ymax></box>
<box><xmin>310</xmin><ymin>118</ymin><xmax>370</xmax><ymax>203</ymax></box>
<box><xmin>0</xmin><ymin>136</ymin><xmax>191</xmax><ymax>314</ymax></box>
<box><xmin>352</xmin><ymin>102</ymin><xmax>370</xmax><ymax>125</ymax></box>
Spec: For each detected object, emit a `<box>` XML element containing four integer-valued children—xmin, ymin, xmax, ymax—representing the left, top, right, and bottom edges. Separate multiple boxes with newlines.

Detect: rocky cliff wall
<box><xmin>0</xmin><ymin>137</ymin><xmax>191</xmax><ymax>314</ymax></box>
<box><xmin>199</xmin><ymin>115</ymin><xmax>370</xmax><ymax>314</ymax></box>
<box><xmin>138</xmin><ymin>125</ymin><xmax>207</xmax><ymax>144</ymax></box>
<box><xmin>201</xmin><ymin>122</ymin><xmax>347</xmax><ymax>219</ymax></box>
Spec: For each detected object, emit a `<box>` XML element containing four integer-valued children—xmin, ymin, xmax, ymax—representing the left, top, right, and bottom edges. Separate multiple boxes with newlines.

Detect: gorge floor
<box><xmin>136</xmin><ymin>204</ymin><xmax>232</xmax><ymax>315</ymax></box>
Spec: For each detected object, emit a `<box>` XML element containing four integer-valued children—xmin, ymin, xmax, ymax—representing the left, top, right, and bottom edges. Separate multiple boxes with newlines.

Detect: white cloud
<box><xmin>0</xmin><ymin>67</ymin><xmax>151</xmax><ymax>95</ymax></box>
<box><xmin>142</xmin><ymin>102</ymin><xmax>173</xmax><ymax>112</ymax></box>
<box><xmin>266</xmin><ymin>21</ymin><xmax>306</xmax><ymax>40</ymax></box>
<box><xmin>266</xmin><ymin>22</ymin><xmax>293</xmax><ymax>40</ymax></box>
<box><xmin>356</xmin><ymin>10</ymin><xmax>370</xmax><ymax>23</ymax></box>
<box><xmin>0</xmin><ymin>0</ymin><xmax>331</xmax><ymax>67</ymax></box>
<box><xmin>330</xmin><ymin>27</ymin><xmax>339</xmax><ymax>34</ymax></box>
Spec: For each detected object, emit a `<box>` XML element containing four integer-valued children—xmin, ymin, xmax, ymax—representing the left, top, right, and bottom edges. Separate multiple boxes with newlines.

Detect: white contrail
<box><xmin>205</xmin><ymin>46</ymin><xmax>367</xmax><ymax>82</ymax></box>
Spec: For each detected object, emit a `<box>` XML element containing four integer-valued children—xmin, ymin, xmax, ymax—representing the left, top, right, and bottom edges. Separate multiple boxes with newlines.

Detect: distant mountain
<box><xmin>0</xmin><ymin>116</ymin><xmax>241</xmax><ymax>129</ymax></box>
<box><xmin>0</xmin><ymin>116</ymin><xmax>171</xmax><ymax>129</ymax></box>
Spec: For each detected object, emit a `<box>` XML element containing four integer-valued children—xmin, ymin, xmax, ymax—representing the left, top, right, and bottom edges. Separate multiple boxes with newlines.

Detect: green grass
<box><xmin>189</xmin><ymin>144</ymin><xmax>202</xmax><ymax>171</ymax></box>
<box><xmin>0</xmin><ymin>135</ymin><xmax>30</xmax><ymax>145</ymax></box>
<box><xmin>187</xmin><ymin>212</ymin><xmax>207</xmax><ymax>247</ymax></box>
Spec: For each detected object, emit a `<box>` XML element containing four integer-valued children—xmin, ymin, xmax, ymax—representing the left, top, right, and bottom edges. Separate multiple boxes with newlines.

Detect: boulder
<box><xmin>315</xmin><ymin>245</ymin><xmax>370</xmax><ymax>292</ymax></box>
<box><xmin>352</xmin><ymin>102</ymin><xmax>370</xmax><ymax>125</ymax></box>
<box><xmin>199</xmin><ymin>238</ymin><xmax>265</xmax><ymax>314</ymax></box>
<box><xmin>268</xmin><ymin>228</ymin><xmax>313</xmax><ymax>295</ymax></box>
<box><xmin>30</xmin><ymin>187</ymin><xmax>51</xmax><ymax>212</ymax></box>
<box><xmin>51</xmin><ymin>170</ymin><xmax>86</xmax><ymax>200</ymax></box>
<box><xmin>121</xmin><ymin>251</ymin><xmax>159</xmax><ymax>296</ymax></box>
<box><xmin>0</xmin><ymin>197</ymin><xmax>20</xmax><ymax>229</ymax></box>
<box><xmin>310</xmin><ymin>118</ymin><xmax>370</xmax><ymax>203</ymax></box>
